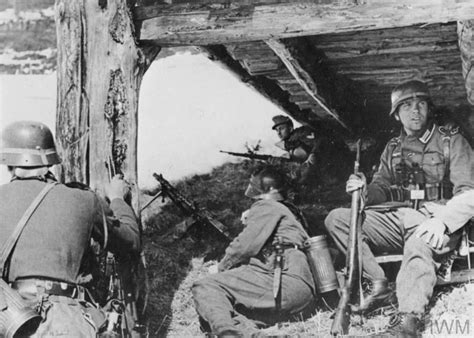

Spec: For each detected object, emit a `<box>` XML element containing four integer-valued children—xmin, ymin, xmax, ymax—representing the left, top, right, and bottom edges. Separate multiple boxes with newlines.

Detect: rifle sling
<box><xmin>357</xmin><ymin>209</ymin><xmax>365</xmax><ymax>307</ymax></box>
<box><xmin>0</xmin><ymin>182</ymin><xmax>57</xmax><ymax>279</ymax></box>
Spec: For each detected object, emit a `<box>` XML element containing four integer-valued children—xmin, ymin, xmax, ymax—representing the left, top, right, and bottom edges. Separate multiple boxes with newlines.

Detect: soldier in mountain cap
<box><xmin>325</xmin><ymin>80</ymin><xmax>474</xmax><ymax>335</ymax></box>
<box><xmin>192</xmin><ymin>166</ymin><xmax>315</xmax><ymax>336</ymax></box>
<box><xmin>271</xmin><ymin>114</ymin><xmax>350</xmax><ymax>190</ymax></box>
<box><xmin>0</xmin><ymin>121</ymin><xmax>140</xmax><ymax>336</ymax></box>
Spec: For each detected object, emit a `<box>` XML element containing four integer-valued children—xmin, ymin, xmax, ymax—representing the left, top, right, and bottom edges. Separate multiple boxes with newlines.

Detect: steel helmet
<box><xmin>0</xmin><ymin>121</ymin><xmax>61</xmax><ymax>167</ymax></box>
<box><xmin>389</xmin><ymin>80</ymin><xmax>431</xmax><ymax>116</ymax></box>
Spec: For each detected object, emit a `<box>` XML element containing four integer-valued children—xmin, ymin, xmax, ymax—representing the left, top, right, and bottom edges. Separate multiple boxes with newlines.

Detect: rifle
<box><xmin>103</xmin><ymin>157</ymin><xmax>148</xmax><ymax>337</ymax></box>
<box><xmin>219</xmin><ymin>150</ymin><xmax>291</xmax><ymax>163</ymax></box>
<box><xmin>152</xmin><ymin>173</ymin><xmax>232</xmax><ymax>240</ymax></box>
<box><xmin>330</xmin><ymin>139</ymin><xmax>363</xmax><ymax>336</ymax></box>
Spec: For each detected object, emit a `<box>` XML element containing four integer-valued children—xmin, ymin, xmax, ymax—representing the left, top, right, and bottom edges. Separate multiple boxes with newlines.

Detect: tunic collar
<box><xmin>399</xmin><ymin>123</ymin><xmax>436</xmax><ymax>144</ymax></box>
<box><xmin>418</xmin><ymin>123</ymin><xmax>436</xmax><ymax>144</ymax></box>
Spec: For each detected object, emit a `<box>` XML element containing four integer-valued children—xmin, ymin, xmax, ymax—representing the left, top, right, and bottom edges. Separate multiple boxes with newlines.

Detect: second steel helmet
<box><xmin>389</xmin><ymin>80</ymin><xmax>431</xmax><ymax>116</ymax></box>
<box><xmin>0</xmin><ymin>121</ymin><xmax>61</xmax><ymax>167</ymax></box>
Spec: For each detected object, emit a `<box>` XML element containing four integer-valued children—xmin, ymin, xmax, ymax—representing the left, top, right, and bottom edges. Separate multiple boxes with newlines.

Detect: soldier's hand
<box><xmin>413</xmin><ymin>217</ymin><xmax>447</xmax><ymax>250</ymax></box>
<box><xmin>240</xmin><ymin>209</ymin><xmax>250</xmax><ymax>226</ymax></box>
<box><xmin>346</xmin><ymin>173</ymin><xmax>367</xmax><ymax>194</ymax></box>
<box><xmin>105</xmin><ymin>174</ymin><xmax>131</xmax><ymax>201</ymax></box>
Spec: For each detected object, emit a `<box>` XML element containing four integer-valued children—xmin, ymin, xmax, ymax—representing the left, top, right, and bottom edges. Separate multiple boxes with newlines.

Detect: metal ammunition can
<box><xmin>0</xmin><ymin>278</ymin><xmax>42</xmax><ymax>338</ymax></box>
<box><xmin>304</xmin><ymin>235</ymin><xmax>339</xmax><ymax>293</ymax></box>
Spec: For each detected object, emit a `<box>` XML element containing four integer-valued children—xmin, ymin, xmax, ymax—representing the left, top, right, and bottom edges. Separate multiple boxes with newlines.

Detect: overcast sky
<box><xmin>0</xmin><ymin>51</ymin><xmax>293</xmax><ymax>186</ymax></box>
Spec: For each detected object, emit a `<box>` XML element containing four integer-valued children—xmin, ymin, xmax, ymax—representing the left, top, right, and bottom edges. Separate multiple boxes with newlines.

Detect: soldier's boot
<box><xmin>216</xmin><ymin>328</ymin><xmax>244</xmax><ymax>337</ymax></box>
<box><xmin>352</xmin><ymin>278</ymin><xmax>396</xmax><ymax>314</ymax></box>
<box><xmin>383</xmin><ymin>312</ymin><xmax>422</xmax><ymax>337</ymax></box>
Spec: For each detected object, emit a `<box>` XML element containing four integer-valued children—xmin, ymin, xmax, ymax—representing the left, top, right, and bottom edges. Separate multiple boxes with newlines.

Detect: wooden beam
<box><xmin>134</xmin><ymin>0</ymin><xmax>474</xmax><ymax>46</ymax></box>
<box><xmin>203</xmin><ymin>45</ymin><xmax>314</xmax><ymax>126</ymax></box>
<box><xmin>56</xmin><ymin>0</ymin><xmax>159</xmax><ymax>210</ymax></box>
<box><xmin>458</xmin><ymin>20</ymin><xmax>474</xmax><ymax>105</ymax></box>
<box><xmin>265</xmin><ymin>39</ymin><xmax>349</xmax><ymax>129</ymax></box>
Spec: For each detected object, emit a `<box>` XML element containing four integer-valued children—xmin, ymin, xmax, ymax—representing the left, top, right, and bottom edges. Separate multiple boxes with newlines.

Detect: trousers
<box><xmin>192</xmin><ymin>263</ymin><xmax>314</xmax><ymax>335</ymax></box>
<box><xmin>325</xmin><ymin>207</ymin><xmax>461</xmax><ymax>314</ymax></box>
<box><xmin>16</xmin><ymin>284</ymin><xmax>105</xmax><ymax>337</ymax></box>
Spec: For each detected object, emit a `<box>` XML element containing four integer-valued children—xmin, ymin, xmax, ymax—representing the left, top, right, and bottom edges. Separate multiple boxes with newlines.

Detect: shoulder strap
<box><xmin>0</xmin><ymin>182</ymin><xmax>57</xmax><ymax>279</ymax></box>
<box><xmin>439</xmin><ymin>124</ymin><xmax>455</xmax><ymax>176</ymax></box>
<box><xmin>387</xmin><ymin>137</ymin><xmax>401</xmax><ymax>181</ymax></box>
<box><xmin>280</xmin><ymin>201</ymin><xmax>310</xmax><ymax>233</ymax></box>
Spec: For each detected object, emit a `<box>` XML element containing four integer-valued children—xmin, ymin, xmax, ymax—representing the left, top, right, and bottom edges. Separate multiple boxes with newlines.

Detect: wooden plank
<box><xmin>437</xmin><ymin>268</ymin><xmax>474</xmax><ymax>285</ymax></box>
<box><xmin>265</xmin><ymin>39</ymin><xmax>349</xmax><ymax>129</ymax></box>
<box><xmin>134</xmin><ymin>0</ymin><xmax>474</xmax><ymax>45</ymax></box>
<box><xmin>458</xmin><ymin>20</ymin><xmax>474</xmax><ymax>105</ymax></box>
<box><xmin>55</xmin><ymin>0</ymin><xmax>87</xmax><ymax>183</ymax></box>
<box><xmin>375</xmin><ymin>254</ymin><xmax>403</xmax><ymax>264</ymax></box>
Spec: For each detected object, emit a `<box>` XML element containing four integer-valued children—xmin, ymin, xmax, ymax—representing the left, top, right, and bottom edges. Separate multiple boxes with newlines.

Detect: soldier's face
<box><xmin>275</xmin><ymin>124</ymin><xmax>292</xmax><ymax>140</ymax></box>
<box><xmin>396</xmin><ymin>97</ymin><xmax>429</xmax><ymax>135</ymax></box>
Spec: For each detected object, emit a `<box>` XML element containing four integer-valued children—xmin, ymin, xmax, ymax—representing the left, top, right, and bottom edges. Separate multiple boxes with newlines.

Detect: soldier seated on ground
<box><xmin>271</xmin><ymin>115</ymin><xmax>351</xmax><ymax>195</ymax></box>
<box><xmin>192</xmin><ymin>166</ymin><xmax>316</xmax><ymax>336</ymax></box>
<box><xmin>324</xmin><ymin>80</ymin><xmax>474</xmax><ymax>336</ymax></box>
<box><xmin>0</xmin><ymin>121</ymin><xmax>140</xmax><ymax>337</ymax></box>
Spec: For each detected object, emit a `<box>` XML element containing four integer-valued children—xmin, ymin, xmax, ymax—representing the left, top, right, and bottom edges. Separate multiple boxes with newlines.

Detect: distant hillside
<box><xmin>0</xmin><ymin>1</ymin><xmax>199</xmax><ymax>75</ymax></box>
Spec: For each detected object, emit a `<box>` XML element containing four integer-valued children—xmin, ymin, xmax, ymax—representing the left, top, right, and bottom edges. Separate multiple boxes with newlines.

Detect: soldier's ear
<box><xmin>394</xmin><ymin>112</ymin><xmax>400</xmax><ymax>121</ymax></box>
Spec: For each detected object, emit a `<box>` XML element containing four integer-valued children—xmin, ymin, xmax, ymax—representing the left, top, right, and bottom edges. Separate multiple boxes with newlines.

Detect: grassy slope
<box><xmin>142</xmin><ymin>160</ymin><xmax>474</xmax><ymax>337</ymax></box>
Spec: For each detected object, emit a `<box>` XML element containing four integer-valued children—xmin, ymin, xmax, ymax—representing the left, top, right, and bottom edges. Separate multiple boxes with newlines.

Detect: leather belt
<box><xmin>12</xmin><ymin>278</ymin><xmax>82</xmax><ymax>298</ymax></box>
<box><xmin>279</xmin><ymin>243</ymin><xmax>300</xmax><ymax>251</ymax></box>
<box><xmin>259</xmin><ymin>243</ymin><xmax>300</xmax><ymax>260</ymax></box>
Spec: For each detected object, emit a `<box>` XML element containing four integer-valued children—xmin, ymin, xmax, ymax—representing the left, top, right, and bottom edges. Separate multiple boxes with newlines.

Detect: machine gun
<box><xmin>331</xmin><ymin>139</ymin><xmax>364</xmax><ymax>336</ymax></box>
<box><xmin>219</xmin><ymin>150</ymin><xmax>291</xmax><ymax>163</ymax></box>
<box><xmin>150</xmin><ymin>173</ymin><xmax>232</xmax><ymax>240</ymax></box>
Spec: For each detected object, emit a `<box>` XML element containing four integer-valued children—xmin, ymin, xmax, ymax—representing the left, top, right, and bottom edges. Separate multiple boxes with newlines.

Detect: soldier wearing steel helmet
<box><xmin>0</xmin><ymin>121</ymin><xmax>140</xmax><ymax>336</ymax></box>
<box><xmin>192</xmin><ymin>166</ymin><xmax>315</xmax><ymax>336</ymax></box>
<box><xmin>271</xmin><ymin>115</ymin><xmax>350</xmax><ymax>190</ymax></box>
<box><xmin>324</xmin><ymin>80</ymin><xmax>474</xmax><ymax>335</ymax></box>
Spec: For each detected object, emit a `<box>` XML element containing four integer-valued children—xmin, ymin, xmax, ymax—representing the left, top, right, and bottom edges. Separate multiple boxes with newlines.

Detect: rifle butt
<box><xmin>330</xmin><ymin>288</ymin><xmax>351</xmax><ymax>335</ymax></box>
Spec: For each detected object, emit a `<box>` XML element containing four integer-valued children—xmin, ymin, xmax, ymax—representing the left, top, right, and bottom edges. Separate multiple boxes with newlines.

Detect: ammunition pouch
<box><xmin>0</xmin><ymin>278</ymin><xmax>42</xmax><ymax>338</ymax></box>
<box><xmin>387</xmin><ymin>182</ymin><xmax>452</xmax><ymax>204</ymax></box>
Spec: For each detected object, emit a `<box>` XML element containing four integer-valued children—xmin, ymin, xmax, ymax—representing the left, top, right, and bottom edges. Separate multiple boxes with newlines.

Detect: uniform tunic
<box><xmin>0</xmin><ymin>176</ymin><xmax>140</xmax><ymax>336</ymax></box>
<box><xmin>325</xmin><ymin>123</ymin><xmax>474</xmax><ymax>314</ymax></box>
<box><xmin>0</xmin><ymin>178</ymin><xmax>140</xmax><ymax>283</ymax></box>
<box><xmin>276</xmin><ymin>126</ymin><xmax>350</xmax><ymax>186</ymax></box>
<box><xmin>192</xmin><ymin>199</ymin><xmax>315</xmax><ymax>335</ymax></box>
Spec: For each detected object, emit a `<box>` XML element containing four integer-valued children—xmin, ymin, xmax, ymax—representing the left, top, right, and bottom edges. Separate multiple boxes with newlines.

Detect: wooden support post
<box><xmin>55</xmin><ymin>0</ymin><xmax>160</xmax><ymax>214</ymax></box>
<box><xmin>456</xmin><ymin>20</ymin><xmax>474</xmax><ymax>140</ymax></box>
<box><xmin>458</xmin><ymin>20</ymin><xmax>474</xmax><ymax>105</ymax></box>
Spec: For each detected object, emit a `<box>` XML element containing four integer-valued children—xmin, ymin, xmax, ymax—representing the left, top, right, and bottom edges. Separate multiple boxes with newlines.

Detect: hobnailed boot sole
<box><xmin>351</xmin><ymin>289</ymin><xmax>398</xmax><ymax>315</ymax></box>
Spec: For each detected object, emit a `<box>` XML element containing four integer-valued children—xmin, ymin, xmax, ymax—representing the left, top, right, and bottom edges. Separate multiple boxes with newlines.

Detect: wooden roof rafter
<box><xmin>133</xmin><ymin>0</ymin><xmax>474</xmax><ymax>46</ymax></box>
<box><xmin>265</xmin><ymin>39</ymin><xmax>350</xmax><ymax>130</ymax></box>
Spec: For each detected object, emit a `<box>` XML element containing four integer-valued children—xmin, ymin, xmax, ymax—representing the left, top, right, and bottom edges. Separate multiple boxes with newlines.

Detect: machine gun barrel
<box><xmin>152</xmin><ymin>173</ymin><xmax>231</xmax><ymax>239</ymax></box>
